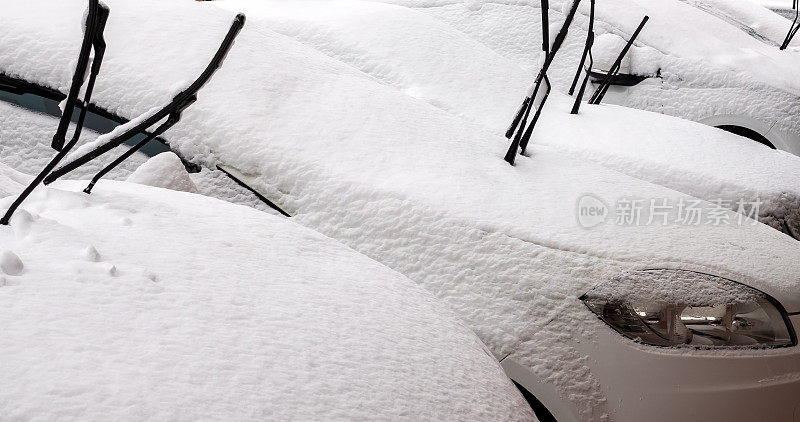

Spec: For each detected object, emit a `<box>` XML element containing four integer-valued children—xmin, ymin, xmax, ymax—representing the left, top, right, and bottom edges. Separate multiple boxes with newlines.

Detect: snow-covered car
<box><xmin>0</xmin><ymin>155</ymin><xmax>534</xmax><ymax>419</ymax></box>
<box><xmin>208</xmin><ymin>0</ymin><xmax>800</xmax><ymax>240</ymax></box>
<box><xmin>756</xmin><ymin>0</ymin><xmax>799</xmax><ymax>19</ymax></box>
<box><xmin>364</xmin><ymin>0</ymin><xmax>800</xmax><ymax>154</ymax></box>
<box><xmin>2</xmin><ymin>1</ymin><xmax>800</xmax><ymax>421</ymax></box>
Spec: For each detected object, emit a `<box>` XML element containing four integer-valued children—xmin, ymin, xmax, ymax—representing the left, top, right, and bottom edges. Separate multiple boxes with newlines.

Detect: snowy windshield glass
<box><xmin>0</xmin><ymin>74</ymin><xmax>168</xmax><ymax>158</ymax></box>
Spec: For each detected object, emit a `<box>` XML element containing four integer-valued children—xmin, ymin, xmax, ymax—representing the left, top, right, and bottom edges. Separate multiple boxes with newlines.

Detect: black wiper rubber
<box><xmin>44</xmin><ymin>13</ymin><xmax>246</xmax><ymax>187</ymax></box>
<box><xmin>780</xmin><ymin>6</ymin><xmax>799</xmax><ymax>50</ymax></box>
<box><xmin>505</xmin><ymin>0</ymin><xmax>550</xmax><ymax>142</ymax></box>
<box><xmin>504</xmin><ymin>0</ymin><xmax>581</xmax><ymax>165</ymax></box>
<box><xmin>589</xmin><ymin>15</ymin><xmax>649</xmax><ymax>105</ymax></box>
<box><xmin>52</xmin><ymin>0</ymin><xmax>103</xmax><ymax>151</ymax></box>
<box><xmin>1</xmin><ymin>0</ymin><xmax>108</xmax><ymax>225</ymax></box>
<box><xmin>571</xmin><ymin>0</ymin><xmax>595</xmax><ymax>114</ymax></box>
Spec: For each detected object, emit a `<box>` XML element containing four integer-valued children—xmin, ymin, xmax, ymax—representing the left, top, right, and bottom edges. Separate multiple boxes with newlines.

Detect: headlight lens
<box><xmin>581</xmin><ymin>270</ymin><xmax>796</xmax><ymax>348</ymax></box>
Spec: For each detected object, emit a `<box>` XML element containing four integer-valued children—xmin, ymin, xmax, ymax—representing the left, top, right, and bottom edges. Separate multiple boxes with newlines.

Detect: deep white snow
<box><xmin>126</xmin><ymin>152</ymin><xmax>198</xmax><ymax>193</ymax></box>
<box><xmin>0</xmin><ymin>162</ymin><xmax>536</xmax><ymax>421</ymax></box>
<box><xmin>0</xmin><ymin>101</ymin><xmax>279</xmax><ymax>214</ymax></box>
<box><xmin>2</xmin><ymin>2</ymin><xmax>800</xmax><ymax>419</ymax></box>
<box><xmin>217</xmin><ymin>0</ymin><xmax>800</xmax><ymax>237</ymax></box>
<box><xmin>363</xmin><ymin>0</ymin><xmax>800</xmax><ymax>144</ymax></box>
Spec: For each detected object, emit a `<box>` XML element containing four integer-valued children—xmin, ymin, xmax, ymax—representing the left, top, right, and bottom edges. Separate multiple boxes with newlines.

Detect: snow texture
<box><xmin>126</xmin><ymin>152</ymin><xmax>199</xmax><ymax>193</ymax></box>
<box><xmin>584</xmin><ymin>269</ymin><xmax>764</xmax><ymax>307</ymax></box>
<box><xmin>0</xmin><ymin>162</ymin><xmax>535</xmax><ymax>421</ymax></box>
<box><xmin>220</xmin><ymin>0</ymin><xmax>800</xmax><ymax>238</ymax></box>
<box><xmin>0</xmin><ymin>101</ymin><xmax>147</xmax><ymax>180</ymax></box>
<box><xmin>369</xmin><ymin>0</ymin><xmax>800</xmax><ymax>140</ymax></box>
<box><xmin>3</xmin><ymin>2</ymin><xmax>800</xmax><ymax>419</ymax></box>
<box><xmin>0</xmin><ymin>101</ymin><xmax>278</xmax><ymax>214</ymax></box>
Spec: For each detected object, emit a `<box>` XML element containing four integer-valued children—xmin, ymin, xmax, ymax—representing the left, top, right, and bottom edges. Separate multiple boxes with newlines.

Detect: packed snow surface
<box><xmin>0</xmin><ymin>162</ymin><xmax>535</xmax><ymax>421</ymax></box>
<box><xmin>3</xmin><ymin>2</ymin><xmax>800</xmax><ymax>419</ymax></box>
<box><xmin>0</xmin><ymin>101</ymin><xmax>279</xmax><ymax>214</ymax></box>
<box><xmin>126</xmin><ymin>152</ymin><xmax>199</xmax><ymax>193</ymax></box>
<box><xmin>363</xmin><ymin>0</ymin><xmax>800</xmax><ymax>146</ymax></box>
<box><xmin>584</xmin><ymin>269</ymin><xmax>764</xmax><ymax>307</ymax></box>
<box><xmin>218</xmin><ymin>0</ymin><xmax>800</xmax><ymax>238</ymax></box>
<box><xmin>0</xmin><ymin>101</ymin><xmax>147</xmax><ymax>180</ymax></box>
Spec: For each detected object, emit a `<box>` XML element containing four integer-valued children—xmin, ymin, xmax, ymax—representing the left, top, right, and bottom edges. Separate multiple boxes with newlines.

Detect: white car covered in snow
<box><xmin>206</xmin><ymin>0</ymin><xmax>800</xmax><ymax>240</ymax></box>
<box><xmin>2</xmin><ymin>1</ymin><xmax>800</xmax><ymax>421</ymax></box>
<box><xmin>0</xmin><ymin>143</ymin><xmax>534</xmax><ymax>419</ymax></box>
<box><xmin>367</xmin><ymin>0</ymin><xmax>800</xmax><ymax>154</ymax></box>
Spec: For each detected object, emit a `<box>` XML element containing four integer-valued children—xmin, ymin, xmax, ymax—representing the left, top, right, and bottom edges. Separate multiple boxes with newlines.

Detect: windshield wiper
<box><xmin>43</xmin><ymin>13</ymin><xmax>246</xmax><ymax>192</ymax></box>
<box><xmin>588</xmin><ymin>15</ymin><xmax>649</xmax><ymax>105</ymax></box>
<box><xmin>1</xmin><ymin>0</ymin><xmax>108</xmax><ymax>225</ymax></box>
<box><xmin>780</xmin><ymin>3</ymin><xmax>799</xmax><ymax>50</ymax></box>
<box><xmin>504</xmin><ymin>0</ymin><xmax>582</xmax><ymax>165</ymax></box>
<box><xmin>570</xmin><ymin>0</ymin><xmax>595</xmax><ymax>114</ymax></box>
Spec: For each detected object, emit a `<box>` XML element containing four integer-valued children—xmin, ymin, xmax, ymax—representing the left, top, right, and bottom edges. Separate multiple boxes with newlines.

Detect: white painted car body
<box><xmin>1</xmin><ymin>1</ymin><xmax>800</xmax><ymax>421</ymax></box>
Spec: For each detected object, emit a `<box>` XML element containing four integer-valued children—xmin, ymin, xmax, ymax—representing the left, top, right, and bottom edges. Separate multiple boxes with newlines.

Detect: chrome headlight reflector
<box><xmin>581</xmin><ymin>270</ymin><xmax>796</xmax><ymax>348</ymax></box>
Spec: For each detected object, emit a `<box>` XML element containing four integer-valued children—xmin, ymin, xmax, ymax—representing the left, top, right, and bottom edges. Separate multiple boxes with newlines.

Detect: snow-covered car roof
<box><xmin>3</xmin><ymin>2</ymin><xmax>800</xmax><ymax>417</ymax></box>
<box><xmin>0</xmin><ymin>157</ymin><xmax>535</xmax><ymax>420</ymax></box>
<box><xmin>214</xmin><ymin>0</ymin><xmax>800</xmax><ymax>239</ymax></box>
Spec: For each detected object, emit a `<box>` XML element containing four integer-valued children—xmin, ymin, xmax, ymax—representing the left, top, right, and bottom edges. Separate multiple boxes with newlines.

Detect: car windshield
<box><xmin>0</xmin><ymin>73</ymin><xmax>169</xmax><ymax>157</ymax></box>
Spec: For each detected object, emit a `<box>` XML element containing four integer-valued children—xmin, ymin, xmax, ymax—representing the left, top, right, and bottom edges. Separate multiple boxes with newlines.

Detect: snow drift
<box><xmin>0</xmin><ymin>162</ymin><xmax>535</xmax><ymax>421</ymax></box>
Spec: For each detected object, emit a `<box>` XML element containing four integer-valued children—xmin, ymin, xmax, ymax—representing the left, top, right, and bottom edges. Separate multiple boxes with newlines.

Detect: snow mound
<box><xmin>0</xmin><ymin>250</ymin><xmax>24</xmax><ymax>276</ymax></box>
<box><xmin>126</xmin><ymin>152</ymin><xmax>199</xmax><ymax>193</ymax></box>
<box><xmin>230</xmin><ymin>0</ymin><xmax>800</xmax><ymax>240</ymax></box>
<box><xmin>0</xmin><ymin>162</ymin><xmax>535</xmax><ymax>421</ymax></box>
<box><xmin>3</xmin><ymin>3</ymin><xmax>799</xmax><ymax>418</ymax></box>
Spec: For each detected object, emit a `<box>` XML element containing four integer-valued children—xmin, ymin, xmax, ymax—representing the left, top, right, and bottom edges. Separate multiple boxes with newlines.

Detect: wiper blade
<box><xmin>1</xmin><ymin>0</ymin><xmax>109</xmax><ymax>225</ymax></box>
<box><xmin>52</xmin><ymin>0</ymin><xmax>106</xmax><ymax>151</ymax></box>
<box><xmin>43</xmin><ymin>13</ymin><xmax>246</xmax><ymax>188</ymax></box>
<box><xmin>504</xmin><ymin>0</ymin><xmax>582</xmax><ymax>165</ymax></box>
<box><xmin>588</xmin><ymin>15</ymin><xmax>649</xmax><ymax>105</ymax></box>
<box><xmin>780</xmin><ymin>6</ymin><xmax>799</xmax><ymax>50</ymax></box>
<box><xmin>570</xmin><ymin>0</ymin><xmax>595</xmax><ymax>115</ymax></box>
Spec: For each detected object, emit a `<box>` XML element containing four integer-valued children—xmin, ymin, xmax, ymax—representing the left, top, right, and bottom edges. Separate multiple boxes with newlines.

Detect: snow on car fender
<box><xmin>0</xmin><ymin>158</ymin><xmax>536</xmax><ymax>421</ymax></box>
<box><xmin>1</xmin><ymin>1</ymin><xmax>799</xmax><ymax>421</ymax></box>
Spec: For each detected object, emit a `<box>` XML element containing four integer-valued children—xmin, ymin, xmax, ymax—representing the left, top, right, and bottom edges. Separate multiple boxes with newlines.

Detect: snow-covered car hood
<box><xmin>0</xmin><ymin>161</ymin><xmax>535</xmax><ymax>420</ymax></box>
<box><xmin>215</xmin><ymin>0</ymin><xmax>800</xmax><ymax>240</ymax></box>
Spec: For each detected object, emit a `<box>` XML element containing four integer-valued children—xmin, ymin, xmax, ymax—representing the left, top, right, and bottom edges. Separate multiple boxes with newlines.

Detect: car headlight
<box><xmin>581</xmin><ymin>270</ymin><xmax>796</xmax><ymax>348</ymax></box>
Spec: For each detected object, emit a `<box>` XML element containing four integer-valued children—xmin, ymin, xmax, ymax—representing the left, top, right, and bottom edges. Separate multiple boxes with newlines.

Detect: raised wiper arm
<box><xmin>52</xmin><ymin>0</ymin><xmax>105</xmax><ymax>151</ymax></box>
<box><xmin>780</xmin><ymin>6</ymin><xmax>799</xmax><ymax>50</ymax></box>
<box><xmin>44</xmin><ymin>13</ymin><xmax>246</xmax><ymax>187</ymax></box>
<box><xmin>1</xmin><ymin>0</ymin><xmax>108</xmax><ymax>226</ymax></box>
<box><xmin>589</xmin><ymin>15</ymin><xmax>649</xmax><ymax>105</ymax></box>
<box><xmin>504</xmin><ymin>0</ymin><xmax>582</xmax><ymax>165</ymax></box>
<box><xmin>571</xmin><ymin>0</ymin><xmax>595</xmax><ymax>114</ymax></box>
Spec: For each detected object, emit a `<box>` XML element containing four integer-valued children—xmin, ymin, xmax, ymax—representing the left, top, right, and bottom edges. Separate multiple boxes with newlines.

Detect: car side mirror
<box><xmin>590</xmin><ymin>33</ymin><xmax>647</xmax><ymax>86</ymax></box>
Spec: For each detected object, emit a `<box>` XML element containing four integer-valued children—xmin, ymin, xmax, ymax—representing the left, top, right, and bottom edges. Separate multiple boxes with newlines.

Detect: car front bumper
<box><xmin>505</xmin><ymin>314</ymin><xmax>800</xmax><ymax>422</ymax></box>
